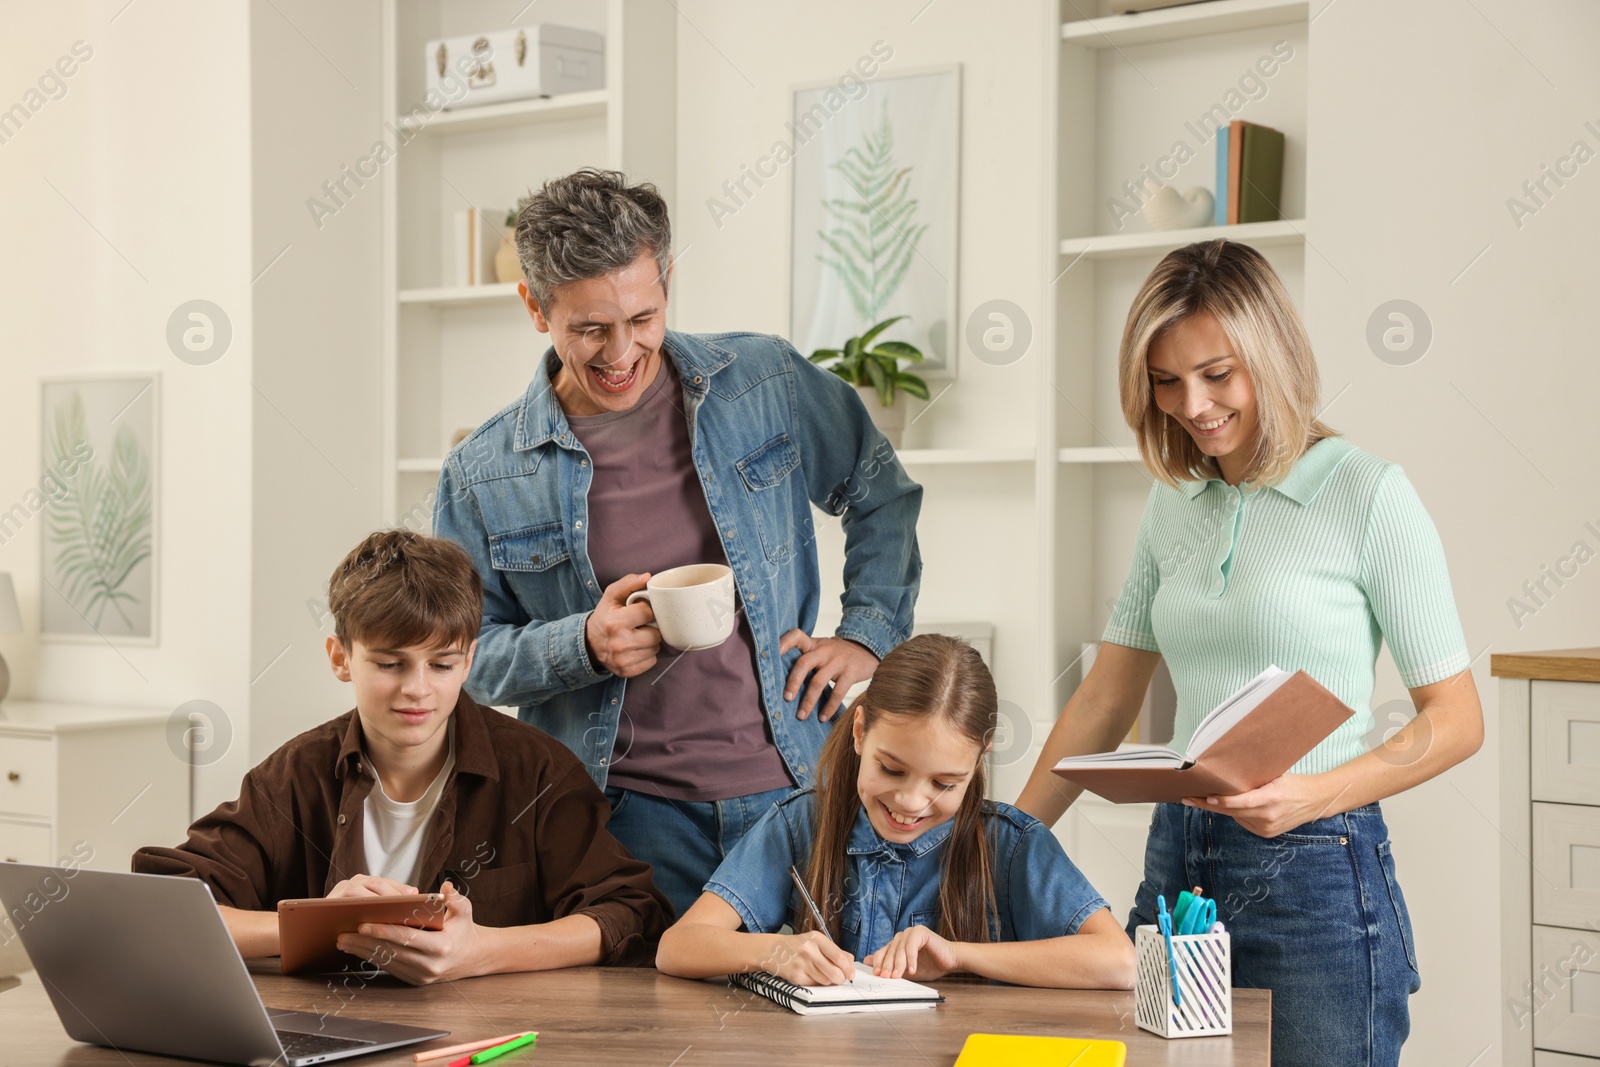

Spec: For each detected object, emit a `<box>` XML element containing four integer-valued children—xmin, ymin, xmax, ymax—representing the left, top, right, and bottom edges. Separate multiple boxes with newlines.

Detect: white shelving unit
<box><xmin>406</xmin><ymin>89</ymin><xmax>610</xmax><ymax>136</ymax></box>
<box><xmin>1058</xmin><ymin>217</ymin><xmax>1306</xmax><ymax>260</ymax></box>
<box><xmin>397</xmin><ymin>283</ymin><xmax>523</xmax><ymax>308</ymax></box>
<box><xmin>380</xmin><ymin>0</ymin><xmax>675</xmax><ymax>526</ymax></box>
<box><xmin>1041</xmin><ymin>0</ymin><xmax>1311</xmax><ymax>918</ymax></box>
<box><xmin>1060</xmin><ymin>0</ymin><xmax>1308</xmax><ymax>47</ymax></box>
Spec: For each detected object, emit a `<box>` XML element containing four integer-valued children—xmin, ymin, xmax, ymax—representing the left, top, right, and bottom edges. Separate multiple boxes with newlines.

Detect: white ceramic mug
<box><xmin>624</xmin><ymin>564</ymin><xmax>737</xmax><ymax>651</ymax></box>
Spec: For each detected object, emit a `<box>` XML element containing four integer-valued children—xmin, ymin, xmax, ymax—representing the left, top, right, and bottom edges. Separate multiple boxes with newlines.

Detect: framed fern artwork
<box><xmin>39</xmin><ymin>374</ymin><xmax>159</xmax><ymax>644</ymax></box>
<box><xmin>790</xmin><ymin>64</ymin><xmax>961</xmax><ymax>378</ymax></box>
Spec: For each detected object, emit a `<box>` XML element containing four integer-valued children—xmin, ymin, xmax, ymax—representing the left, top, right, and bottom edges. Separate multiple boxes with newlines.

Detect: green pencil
<box><xmin>471</xmin><ymin>1031</ymin><xmax>537</xmax><ymax>1064</ymax></box>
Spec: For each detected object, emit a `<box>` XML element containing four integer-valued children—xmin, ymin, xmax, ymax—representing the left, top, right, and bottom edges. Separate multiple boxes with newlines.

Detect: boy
<box><xmin>133</xmin><ymin>530</ymin><xmax>670</xmax><ymax>984</ymax></box>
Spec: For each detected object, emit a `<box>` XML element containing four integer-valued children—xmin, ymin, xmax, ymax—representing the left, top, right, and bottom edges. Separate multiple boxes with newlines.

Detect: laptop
<box><xmin>0</xmin><ymin>862</ymin><xmax>449</xmax><ymax>1065</ymax></box>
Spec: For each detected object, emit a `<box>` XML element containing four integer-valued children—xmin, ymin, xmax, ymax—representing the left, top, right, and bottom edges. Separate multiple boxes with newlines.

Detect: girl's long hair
<box><xmin>796</xmin><ymin>633</ymin><xmax>999</xmax><ymax>945</ymax></box>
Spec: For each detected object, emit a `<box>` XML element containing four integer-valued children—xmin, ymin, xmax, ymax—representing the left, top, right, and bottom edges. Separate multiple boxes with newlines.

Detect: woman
<box><xmin>1016</xmin><ymin>239</ymin><xmax>1483</xmax><ymax>1067</ymax></box>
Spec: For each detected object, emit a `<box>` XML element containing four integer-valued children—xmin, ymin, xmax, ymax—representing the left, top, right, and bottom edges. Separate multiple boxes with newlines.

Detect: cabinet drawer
<box><xmin>0</xmin><ymin>818</ymin><xmax>54</xmax><ymax>865</ymax></box>
<box><xmin>1533</xmin><ymin>925</ymin><xmax>1600</xmax><ymax>1056</ymax></box>
<box><xmin>1535</xmin><ymin>804</ymin><xmax>1600</xmax><ymax>929</ymax></box>
<box><xmin>0</xmin><ymin>735</ymin><xmax>57</xmax><ymax>818</ymax></box>
<box><xmin>1533</xmin><ymin>682</ymin><xmax>1600</xmax><ymax>806</ymax></box>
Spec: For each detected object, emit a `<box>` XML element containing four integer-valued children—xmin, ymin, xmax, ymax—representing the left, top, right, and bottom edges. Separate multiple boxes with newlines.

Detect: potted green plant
<box><xmin>809</xmin><ymin>315</ymin><xmax>929</xmax><ymax>448</ymax></box>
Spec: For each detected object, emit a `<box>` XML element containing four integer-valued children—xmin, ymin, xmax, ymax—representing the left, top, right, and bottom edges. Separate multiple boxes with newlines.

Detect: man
<box><xmin>434</xmin><ymin>168</ymin><xmax>922</xmax><ymax>918</ymax></box>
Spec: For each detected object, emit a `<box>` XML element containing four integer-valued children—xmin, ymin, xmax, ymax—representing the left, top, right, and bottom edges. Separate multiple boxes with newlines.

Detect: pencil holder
<box><xmin>1133</xmin><ymin>924</ymin><xmax>1232</xmax><ymax>1038</ymax></box>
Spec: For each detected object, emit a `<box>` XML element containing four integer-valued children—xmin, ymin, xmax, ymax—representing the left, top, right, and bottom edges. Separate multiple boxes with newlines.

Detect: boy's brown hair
<box><xmin>327</xmin><ymin>530</ymin><xmax>483</xmax><ymax>651</ymax></box>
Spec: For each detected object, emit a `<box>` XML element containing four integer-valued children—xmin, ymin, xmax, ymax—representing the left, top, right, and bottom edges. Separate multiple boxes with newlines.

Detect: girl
<box><xmin>656</xmin><ymin>634</ymin><xmax>1134</xmax><ymax>989</ymax></box>
<box><xmin>1016</xmin><ymin>239</ymin><xmax>1483</xmax><ymax>1066</ymax></box>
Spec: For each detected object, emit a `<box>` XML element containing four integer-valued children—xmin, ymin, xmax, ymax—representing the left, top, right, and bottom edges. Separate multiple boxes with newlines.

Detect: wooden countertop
<box><xmin>0</xmin><ymin>962</ymin><xmax>1274</xmax><ymax>1066</ymax></box>
<box><xmin>1489</xmin><ymin>647</ymin><xmax>1600</xmax><ymax>683</ymax></box>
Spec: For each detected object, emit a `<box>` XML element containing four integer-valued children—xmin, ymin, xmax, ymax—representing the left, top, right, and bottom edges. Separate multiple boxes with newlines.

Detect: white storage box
<box><xmin>1134</xmin><ymin>924</ymin><xmax>1232</xmax><ymax>1038</ymax></box>
<box><xmin>424</xmin><ymin>25</ymin><xmax>604</xmax><ymax>110</ymax></box>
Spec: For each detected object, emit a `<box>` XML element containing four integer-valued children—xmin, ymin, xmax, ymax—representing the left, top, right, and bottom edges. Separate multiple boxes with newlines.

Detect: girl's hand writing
<box><xmin>864</xmin><ymin>925</ymin><xmax>960</xmax><ymax>981</ymax></box>
<box><xmin>760</xmin><ymin>930</ymin><xmax>856</xmax><ymax>986</ymax></box>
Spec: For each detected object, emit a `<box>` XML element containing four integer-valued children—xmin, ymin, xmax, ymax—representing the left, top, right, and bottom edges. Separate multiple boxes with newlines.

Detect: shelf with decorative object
<box><xmin>1042</xmin><ymin>0</ymin><xmax>1309</xmax><ymax>926</ymax></box>
<box><xmin>1058</xmin><ymin>218</ymin><xmax>1305</xmax><ymax>261</ymax></box>
<box><xmin>405</xmin><ymin>89</ymin><xmax>608</xmax><ymax>136</ymax></box>
<box><xmin>381</xmin><ymin>0</ymin><xmax>676</xmax><ymax>524</ymax></box>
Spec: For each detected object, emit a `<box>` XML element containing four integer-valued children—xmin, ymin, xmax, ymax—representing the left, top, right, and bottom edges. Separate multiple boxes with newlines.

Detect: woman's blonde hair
<box><xmin>1118</xmin><ymin>239</ymin><xmax>1337</xmax><ymax>488</ymax></box>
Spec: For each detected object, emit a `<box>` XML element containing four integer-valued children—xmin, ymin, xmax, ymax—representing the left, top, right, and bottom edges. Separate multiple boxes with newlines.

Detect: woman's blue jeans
<box><xmin>1126</xmin><ymin>802</ymin><xmax>1422</xmax><ymax>1067</ymax></box>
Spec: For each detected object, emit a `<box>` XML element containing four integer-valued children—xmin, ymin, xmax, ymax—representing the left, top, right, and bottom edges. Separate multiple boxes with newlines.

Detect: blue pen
<box><xmin>1157</xmin><ymin>894</ymin><xmax>1181</xmax><ymax>1007</ymax></box>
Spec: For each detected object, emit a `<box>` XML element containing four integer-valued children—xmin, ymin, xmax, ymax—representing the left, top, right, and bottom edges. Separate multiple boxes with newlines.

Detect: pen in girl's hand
<box><xmin>789</xmin><ymin>864</ymin><xmax>853</xmax><ymax>984</ymax></box>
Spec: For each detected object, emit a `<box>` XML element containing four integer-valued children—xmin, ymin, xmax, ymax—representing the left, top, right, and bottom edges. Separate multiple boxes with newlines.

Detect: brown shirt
<box><xmin>131</xmin><ymin>692</ymin><xmax>671</xmax><ymax>965</ymax></box>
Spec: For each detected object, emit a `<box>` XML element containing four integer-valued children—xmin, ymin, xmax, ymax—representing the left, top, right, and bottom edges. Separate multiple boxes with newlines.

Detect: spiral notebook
<box><xmin>728</xmin><ymin>963</ymin><xmax>944</xmax><ymax>1016</ymax></box>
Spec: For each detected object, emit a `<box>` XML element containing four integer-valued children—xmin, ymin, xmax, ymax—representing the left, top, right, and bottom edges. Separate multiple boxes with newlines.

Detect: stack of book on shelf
<box><xmin>1215</xmin><ymin>119</ymin><xmax>1286</xmax><ymax>225</ymax></box>
<box><xmin>452</xmin><ymin>209</ymin><xmax>502</xmax><ymax>286</ymax></box>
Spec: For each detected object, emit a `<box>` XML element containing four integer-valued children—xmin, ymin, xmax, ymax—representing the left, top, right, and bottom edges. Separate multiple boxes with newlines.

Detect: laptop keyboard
<box><xmin>276</xmin><ymin>1029</ymin><xmax>376</xmax><ymax>1059</ymax></box>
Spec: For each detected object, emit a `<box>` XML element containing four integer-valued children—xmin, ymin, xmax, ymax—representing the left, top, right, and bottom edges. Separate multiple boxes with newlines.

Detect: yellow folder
<box><xmin>954</xmin><ymin>1033</ymin><xmax>1127</xmax><ymax>1066</ymax></box>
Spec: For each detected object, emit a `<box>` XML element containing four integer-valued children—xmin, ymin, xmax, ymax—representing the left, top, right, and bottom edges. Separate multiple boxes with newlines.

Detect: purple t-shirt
<box><xmin>566</xmin><ymin>360</ymin><xmax>794</xmax><ymax>802</ymax></box>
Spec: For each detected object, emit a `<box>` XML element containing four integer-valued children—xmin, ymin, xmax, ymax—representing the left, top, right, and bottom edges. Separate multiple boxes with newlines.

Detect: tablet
<box><xmin>277</xmin><ymin>893</ymin><xmax>447</xmax><ymax>975</ymax></box>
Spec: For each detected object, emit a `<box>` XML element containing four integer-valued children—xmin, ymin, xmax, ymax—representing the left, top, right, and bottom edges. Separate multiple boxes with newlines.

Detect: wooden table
<box><xmin>1</xmin><ymin>963</ymin><xmax>1271</xmax><ymax>1065</ymax></box>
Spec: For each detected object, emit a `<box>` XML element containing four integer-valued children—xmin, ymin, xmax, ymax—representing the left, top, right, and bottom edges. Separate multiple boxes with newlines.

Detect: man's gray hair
<box><xmin>513</xmin><ymin>168</ymin><xmax>672</xmax><ymax>312</ymax></box>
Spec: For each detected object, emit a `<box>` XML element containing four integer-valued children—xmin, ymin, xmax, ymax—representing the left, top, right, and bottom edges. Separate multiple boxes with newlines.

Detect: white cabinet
<box><xmin>0</xmin><ymin>702</ymin><xmax>189</xmax><ymax>872</ymax></box>
<box><xmin>1495</xmin><ymin>651</ymin><xmax>1600</xmax><ymax>1066</ymax></box>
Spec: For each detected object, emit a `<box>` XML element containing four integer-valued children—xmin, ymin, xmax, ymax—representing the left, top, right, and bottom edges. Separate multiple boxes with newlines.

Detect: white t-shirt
<box><xmin>362</xmin><ymin>722</ymin><xmax>456</xmax><ymax>886</ymax></box>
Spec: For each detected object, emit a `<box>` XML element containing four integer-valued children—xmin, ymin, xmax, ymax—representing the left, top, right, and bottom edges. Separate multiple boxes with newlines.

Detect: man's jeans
<box><xmin>1127</xmin><ymin>802</ymin><xmax>1422</xmax><ymax>1067</ymax></box>
<box><xmin>604</xmin><ymin>783</ymin><xmax>795</xmax><ymax>921</ymax></box>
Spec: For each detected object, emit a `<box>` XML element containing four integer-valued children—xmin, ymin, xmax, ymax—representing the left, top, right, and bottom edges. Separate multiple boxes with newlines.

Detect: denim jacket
<box><xmin>705</xmin><ymin>790</ymin><xmax>1109</xmax><ymax>958</ymax></box>
<box><xmin>432</xmin><ymin>329</ymin><xmax>923</xmax><ymax>791</ymax></box>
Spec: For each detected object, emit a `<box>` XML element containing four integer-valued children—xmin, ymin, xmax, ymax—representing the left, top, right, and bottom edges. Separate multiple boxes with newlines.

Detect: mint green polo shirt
<box><xmin>1102</xmin><ymin>435</ymin><xmax>1470</xmax><ymax>775</ymax></box>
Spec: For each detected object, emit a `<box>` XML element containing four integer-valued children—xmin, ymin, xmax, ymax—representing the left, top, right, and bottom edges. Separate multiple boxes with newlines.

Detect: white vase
<box><xmin>1142</xmin><ymin>183</ymin><xmax>1215</xmax><ymax>231</ymax></box>
<box><xmin>854</xmin><ymin>384</ymin><xmax>905</xmax><ymax>449</ymax></box>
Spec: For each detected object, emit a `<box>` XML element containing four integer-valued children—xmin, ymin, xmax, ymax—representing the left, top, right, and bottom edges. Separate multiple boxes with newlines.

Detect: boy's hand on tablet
<box><xmin>768</xmin><ymin>930</ymin><xmax>856</xmax><ymax>986</ymax></box>
<box><xmin>326</xmin><ymin>874</ymin><xmax>418</xmax><ymax>899</ymax></box>
<box><xmin>865</xmin><ymin>925</ymin><xmax>959</xmax><ymax>981</ymax></box>
<box><xmin>336</xmin><ymin>881</ymin><xmax>488</xmax><ymax>985</ymax></box>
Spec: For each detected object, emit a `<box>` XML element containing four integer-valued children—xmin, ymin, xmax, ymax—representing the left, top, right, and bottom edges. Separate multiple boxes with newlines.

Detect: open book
<box><xmin>1051</xmin><ymin>667</ymin><xmax>1354</xmax><ymax>804</ymax></box>
<box><xmin>728</xmin><ymin>963</ymin><xmax>943</xmax><ymax>1016</ymax></box>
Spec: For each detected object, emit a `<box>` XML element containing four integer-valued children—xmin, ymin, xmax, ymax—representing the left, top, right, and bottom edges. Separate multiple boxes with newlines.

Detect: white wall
<box><xmin>671</xmin><ymin>1</ymin><xmax>1051</xmax><ymax>804</ymax></box>
<box><xmin>1308</xmin><ymin>2</ymin><xmax>1600</xmax><ymax>1061</ymax></box>
<box><xmin>0</xmin><ymin>1</ymin><xmax>255</xmax><ymax>830</ymax></box>
<box><xmin>0</xmin><ymin>0</ymin><xmax>386</xmax><ymax>823</ymax></box>
<box><xmin>247</xmin><ymin>0</ymin><xmax>386</xmax><ymax>767</ymax></box>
